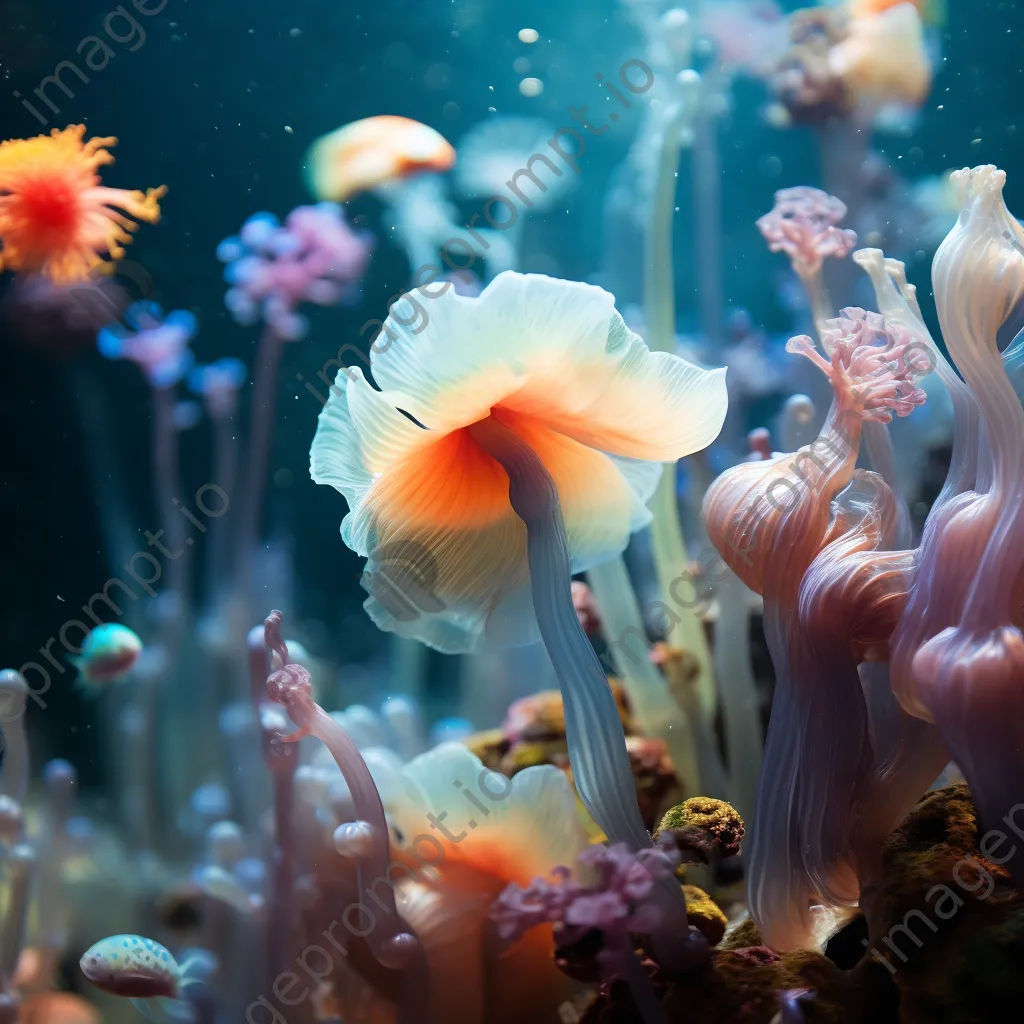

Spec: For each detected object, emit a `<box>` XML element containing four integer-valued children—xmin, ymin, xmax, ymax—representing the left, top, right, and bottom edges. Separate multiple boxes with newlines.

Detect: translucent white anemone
<box><xmin>329</xmin><ymin>743</ymin><xmax>591</xmax><ymax>1023</ymax></box>
<box><xmin>310</xmin><ymin>271</ymin><xmax>728</xmax><ymax>654</ymax></box>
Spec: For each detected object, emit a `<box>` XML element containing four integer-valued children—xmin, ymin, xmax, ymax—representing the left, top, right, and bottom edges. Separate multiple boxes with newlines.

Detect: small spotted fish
<box><xmin>71</xmin><ymin>624</ymin><xmax>142</xmax><ymax>690</ymax></box>
<box><xmin>80</xmin><ymin>934</ymin><xmax>199</xmax><ymax>1021</ymax></box>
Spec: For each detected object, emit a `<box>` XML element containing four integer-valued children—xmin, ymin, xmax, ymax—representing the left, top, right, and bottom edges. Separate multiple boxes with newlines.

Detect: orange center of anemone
<box><xmin>10</xmin><ymin>170</ymin><xmax>82</xmax><ymax>252</ymax></box>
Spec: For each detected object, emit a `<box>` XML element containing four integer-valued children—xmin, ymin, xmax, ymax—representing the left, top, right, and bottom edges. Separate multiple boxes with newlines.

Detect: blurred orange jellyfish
<box><xmin>0</xmin><ymin>125</ymin><xmax>167</xmax><ymax>285</ymax></box>
<box><xmin>829</xmin><ymin>1</ymin><xmax>933</xmax><ymax>110</ymax></box>
<box><xmin>304</xmin><ymin>115</ymin><xmax>455</xmax><ymax>202</ymax></box>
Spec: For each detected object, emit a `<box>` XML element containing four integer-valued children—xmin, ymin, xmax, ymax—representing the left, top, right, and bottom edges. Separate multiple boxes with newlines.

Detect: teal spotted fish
<box><xmin>71</xmin><ymin>624</ymin><xmax>142</xmax><ymax>691</ymax></box>
<box><xmin>80</xmin><ymin>934</ymin><xmax>202</xmax><ymax>1021</ymax></box>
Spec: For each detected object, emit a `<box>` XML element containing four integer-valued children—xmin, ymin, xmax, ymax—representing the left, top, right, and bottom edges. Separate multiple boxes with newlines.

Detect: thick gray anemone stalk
<box><xmin>309</xmin><ymin>271</ymin><xmax>728</xmax><ymax>971</ymax></box>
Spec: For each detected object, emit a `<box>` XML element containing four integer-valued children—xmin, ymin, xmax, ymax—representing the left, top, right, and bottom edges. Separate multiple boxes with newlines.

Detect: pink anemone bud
<box><xmin>264</xmin><ymin>609</ymin><xmax>312</xmax><ymax>707</ymax></box>
<box><xmin>786</xmin><ymin>307</ymin><xmax>929</xmax><ymax>423</ymax></box>
<box><xmin>756</xmin><ymin>186</ymin><xmax>857</xmax><ymax>278</ymax></box>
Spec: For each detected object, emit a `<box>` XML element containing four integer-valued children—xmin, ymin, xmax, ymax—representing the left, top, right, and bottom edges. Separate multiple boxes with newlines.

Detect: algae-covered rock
<box><xmin>859</xmin><ymin>783</ymin><xmax>1024</xmax><ymax>1024</ymax></box>
<box><xmin>578</xmin><ymin>945</ymin><xmax>849</xmax><ymax>1023</ymax></box>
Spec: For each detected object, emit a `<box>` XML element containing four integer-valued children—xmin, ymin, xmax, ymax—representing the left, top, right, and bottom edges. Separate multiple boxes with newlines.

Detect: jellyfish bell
<box><xmin>304</xmin><ymin>115</ymin><xmax>455</xmax><ymax>203</ymax></box>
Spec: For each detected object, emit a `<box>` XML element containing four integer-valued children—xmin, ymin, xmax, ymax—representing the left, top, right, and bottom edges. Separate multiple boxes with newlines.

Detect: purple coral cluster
<box><xmin>217</xmin><ymin>203</ymin><xmax>371</xmax><ymax>340</ymax></box>
<box><xmin>756</xmin><ymin>186</ymin><xmax>857</xmax><ymax>278</ymax></box>
<box><xmin>491</xmin><ymin>840</ymin><xmax>680</xmax><ymax>978</ymax></box>
<box><xmin>97</xmin><ymin>301</ymin><xmax>197</xmax><ymax>388</ymax></box>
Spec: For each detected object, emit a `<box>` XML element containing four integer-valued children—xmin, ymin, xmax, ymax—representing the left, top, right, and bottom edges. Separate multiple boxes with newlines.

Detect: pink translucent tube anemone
<box><xmin>886</xmin><ymin>166</ymin><xmax>1024</xmax><ymax>877</ymax></box>
<box><xmin>703</xmin><ymin>307</ymin><xmax>931</xmax><ymax>950</ymax></box>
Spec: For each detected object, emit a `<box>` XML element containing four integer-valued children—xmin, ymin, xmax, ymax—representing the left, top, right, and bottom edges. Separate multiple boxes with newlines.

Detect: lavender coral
<box><xmin>217</xmin><ymin>203</ymin><xmax>371</xmax><ymax>339</ymax></box>
<box><xmin>97</xmin><ymin>301</ymin><xmax>196</xmax><ymax>388</ymax></box>
<box><xmin>492</xmin><ymin>839</ymin><xmax>682</xmax><ymax>1013</ymax></box>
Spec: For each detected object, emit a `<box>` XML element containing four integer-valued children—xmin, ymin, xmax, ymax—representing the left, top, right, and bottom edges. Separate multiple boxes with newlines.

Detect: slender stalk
<box><xmin>152</xmin><ymin>386</ymin><xmax>187</xmax><ymax>606</ymax></box>
<box><xmin>152</xmin><ymin>385</ymin><xmax>192</xmax><ymax>845</ymax></box>
<box><xmin>0</xmin><ymin>674</ymin><xmax>28</xmax><ymax>806</ymax></box>
<box><xmin>800</xmin><ymin>270</ymin><xmax>837</xmax><ymax>344</ymax></box>
<box><xmin>643</xmin><ymin>96</ymin><xmax>717</xmax><ymax>721</ymax></box>
<box><xmin>468</xmin><ymin>418</ymin><xmax>705</xmax><ymax>975</ymax></box>
<box><xmin>586</xmin><ymin>557</ymin><xmax>701</xmax><ymax>793</ymax></box>
<box><xmin>264</xmin><ymin>612</ymin><xmax>429</xmax><ymax>1021</ymax></box>
<box><xmin>209</xmin><ymin>411</ymin><xmax>240</xmax><ymax>601</ymax></box>
<box><xmin>236</xmin><ymin>326</ymin><xmax>284</xmax><ymax>607</ymax></box>
<box><xmin>711</xmin><ymin>571</ymin><xmax>761</xmax><ymax>824</ymax></box>
<box><xmin>693</xmin><ymin>72</ymin><xmax>724</xmax><ymax>349</ymax></box>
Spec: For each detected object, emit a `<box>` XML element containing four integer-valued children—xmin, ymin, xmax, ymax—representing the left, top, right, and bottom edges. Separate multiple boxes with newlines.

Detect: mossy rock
<box><xmin>860</xmin><ymin>784</ymin><xmax>1024</xmax><ymax>1023</ymax></box>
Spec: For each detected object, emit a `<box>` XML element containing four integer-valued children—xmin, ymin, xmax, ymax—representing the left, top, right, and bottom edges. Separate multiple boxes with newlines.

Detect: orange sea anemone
<box><xmin>0</xmin><ymin>125</ymin><xmax>167</xmax><ymax>284</ymax></box>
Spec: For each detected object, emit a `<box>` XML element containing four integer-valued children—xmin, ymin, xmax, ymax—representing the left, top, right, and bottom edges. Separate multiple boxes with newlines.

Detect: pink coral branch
<box><xmin>757</xmin><ymin>186</ymin><xmax>857</xmax><ymax>279</ymax></box>
<box><xmin>264</xmin><ymin>610</ymin><xmax>429</xmax><ymax>1019</ymax></box>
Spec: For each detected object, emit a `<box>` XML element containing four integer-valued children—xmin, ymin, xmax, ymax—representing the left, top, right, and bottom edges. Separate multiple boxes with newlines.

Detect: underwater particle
<box><xmin>0</xmin><ymin>125</ymin><xmax>166</xmax><ymax>284</ymax></box>
<box><xmin>513</xmin><ymin>57</ymin><xmax>531</xmax><ymax>75</ymax></box>
<box><xmin>519</xmin><ymin>77</ymin><xmax>544</xmax><ymax>97</ymax></box>
<box><xmin>442</xmin><ymin>101</ymin><xmax>461</xmax><ymax>120</ymax></box>
<box><xmin>98</xmin><ymin>302</ymin><xmax>197</xmax><ymax>389</ymax></box>
<box><xmin>518</xmin><ymin>27</ymin><xmax>539</xmax><ymax>43</ymax></box>
<box><xmin>69</xmin><ymin>624</ymin><xmax>143</xmax><ymax>689</ymax></box>
<box><xmin>289</xmin><ymin>27</ymin><xmax>301</xmax><ymax>37</ymax></box>
<box><xmin>654</xmin><ymin>796</ymin><xmax>745</xmax><ymax>863</ymax></box>
<box><xmin>273</xmin><ymin>467</ymin><xmax>294</xmax><ymax>488</ymax></box>
<box><xmin>304</xmin><ymin>115</ymin><xmax>455</xmax><ymax>203</ymax></box>
<box><xmin>284</xmin><ymin>125</ymin><xmax>293</xmax><ymax>134</ymax></box>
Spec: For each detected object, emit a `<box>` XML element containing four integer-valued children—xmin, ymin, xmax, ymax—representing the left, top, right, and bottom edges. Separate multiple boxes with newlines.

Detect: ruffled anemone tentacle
<box><xmin>890</xmin><ymin>167</ymin><xmax>1024</xmax><ymax>875</ymax></box>
<box><xmin>704</xmin><ymin>309</ymin><xmax>931</xmax><ymax>950</ymax></box>
<box><xmin>853</xmin><ymin>248</ymin><xmax>981</xmax><ymax>508</ymax></box>
<box><xmin>467</xmin><ymin>414</ymin><xmax>707</xmax><ymax>976</ymax></box>
<box><xmin>263</xmin><ymin>611</ymin><xmax>429</xmax><ymax>1019</ymax></box>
